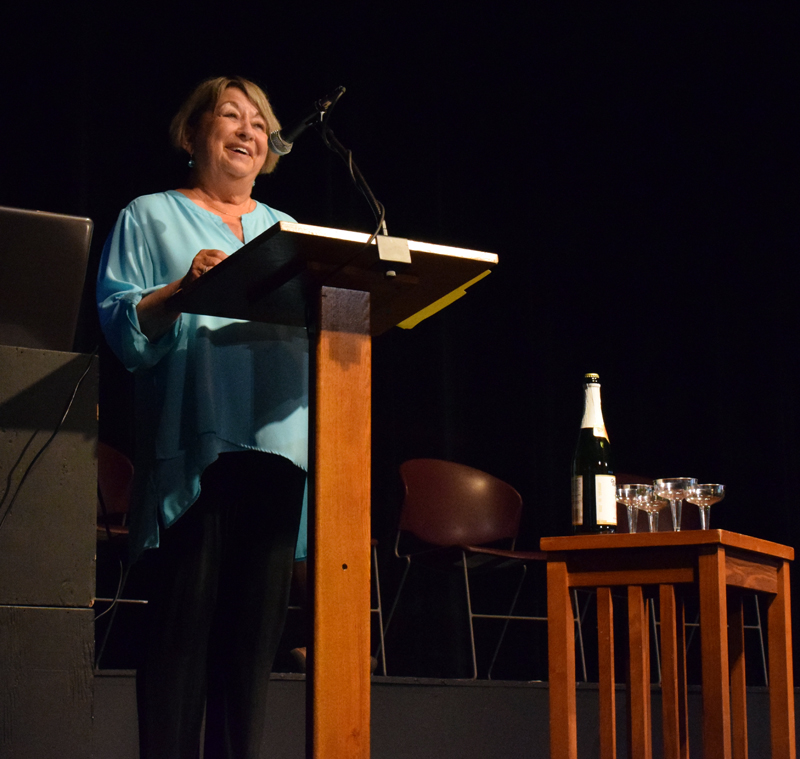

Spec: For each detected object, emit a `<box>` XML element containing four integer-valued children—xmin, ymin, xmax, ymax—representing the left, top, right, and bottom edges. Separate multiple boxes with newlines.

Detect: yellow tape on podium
<box><xmin>397</xmin><ymin>270</ymin><xmax>492</xmax><ymax>329</ymax></box>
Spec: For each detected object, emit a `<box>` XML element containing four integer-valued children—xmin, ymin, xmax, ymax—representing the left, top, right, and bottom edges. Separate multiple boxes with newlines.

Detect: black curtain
<box><xmin>2</xmin><ymin>3</ymin><xmax>798</xmax><ymax>678</ymax></box>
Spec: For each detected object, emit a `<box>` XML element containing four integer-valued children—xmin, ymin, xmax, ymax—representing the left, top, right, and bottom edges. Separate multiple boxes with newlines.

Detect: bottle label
<box><xmin>571</xmin><ymin>474</ymin><xmax>616</xmax><ymax>526</ymax></box>
<box><xmin>595</xmin><ymin>474</ymin><xmax>617</xmax><ymax>525</ymax></box>
<box><xmin>572</xmin><ymin>476</ymin><xmax>583</xmax><ymax>525</ymax></box>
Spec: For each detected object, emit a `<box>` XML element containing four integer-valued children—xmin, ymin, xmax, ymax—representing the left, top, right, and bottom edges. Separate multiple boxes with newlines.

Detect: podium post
<box><xmin>170</xmin><ymin>221</ymin><xmax>496</xmax><ymax>758</ymax></box>
<box><xmin>308</xmin><ymin>286</ymin><xmax>372</xmax><ymax>758</ymax></box>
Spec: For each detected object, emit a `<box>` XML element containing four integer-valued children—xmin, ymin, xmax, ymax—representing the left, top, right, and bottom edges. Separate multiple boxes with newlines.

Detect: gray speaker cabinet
<box><xmin>0</xmin><ymin>345</ymin><xmax>97</xmax><ymax>758</ymax></box>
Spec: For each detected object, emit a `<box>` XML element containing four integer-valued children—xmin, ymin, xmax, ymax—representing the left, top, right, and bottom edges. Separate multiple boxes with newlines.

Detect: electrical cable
<box><xmin>0</xmin><ymin>347</ymin><xmax>98</xmax><ymax>533</ymax></box>
<box><xmin>313</xmin><ymin>119</ymin><xmax>389</xmax><ymax>286</ymax></box>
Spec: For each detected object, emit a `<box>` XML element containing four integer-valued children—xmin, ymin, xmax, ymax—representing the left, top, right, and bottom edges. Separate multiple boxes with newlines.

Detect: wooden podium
<box><xmin>171</xmin><ymin>221</ymin><xmax>497</xmax><ymax>758</ymax></box>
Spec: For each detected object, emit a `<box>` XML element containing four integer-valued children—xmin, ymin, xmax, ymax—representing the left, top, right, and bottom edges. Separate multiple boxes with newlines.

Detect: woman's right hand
<box><xmin>136</xmin><ymin>248</ymin><xmax>229</xmax><ymax>342</ymax></box>
<box><xmin>181</xmin><ymin>248</ymin><xmax>229</xmax><ymax>288</ymax></box>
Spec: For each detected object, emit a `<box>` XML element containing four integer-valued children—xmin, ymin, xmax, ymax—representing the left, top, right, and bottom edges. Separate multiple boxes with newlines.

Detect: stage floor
<box><xmin>94</xmin><ymin>671</ymin><xmax>792</xmax><ymax>759</ymax></box>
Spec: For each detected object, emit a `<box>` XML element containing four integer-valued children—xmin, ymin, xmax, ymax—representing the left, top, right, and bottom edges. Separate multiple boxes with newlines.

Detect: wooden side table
<box><xmin>541</xmin><ymin>530</ymin><xmax>795</xmax><ymax>759</ymax></box>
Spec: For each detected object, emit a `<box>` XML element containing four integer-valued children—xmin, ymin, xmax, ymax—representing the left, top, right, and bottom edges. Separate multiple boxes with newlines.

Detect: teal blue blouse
<box><xmin>97</xmin><ymin>190</ymin><xmax>308</xmax><ymax>561</ymax></box>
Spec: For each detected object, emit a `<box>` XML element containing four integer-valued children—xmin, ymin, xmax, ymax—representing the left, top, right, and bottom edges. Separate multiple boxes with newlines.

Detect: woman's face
<box><xmin>187</xmin><ymin>86</ymin><xmax>269</xmax><ymax>183</ymax></box>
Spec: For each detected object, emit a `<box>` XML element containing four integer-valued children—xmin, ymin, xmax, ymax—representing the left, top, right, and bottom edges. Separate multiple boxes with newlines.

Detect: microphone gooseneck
<box><xmin>269</xmin><ymin>85</ymin><xmax>389</xmax><ymax>242</ymax></box>
<box><xmin>268</xmin><ymin>86</ymin><xmax>346</xmax><ymax>156</ymax></box>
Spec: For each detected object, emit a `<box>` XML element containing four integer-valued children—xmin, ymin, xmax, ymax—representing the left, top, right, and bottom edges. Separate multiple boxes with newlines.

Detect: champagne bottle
<box><xmin>571</xmin><ymin>373</ymin><xmax>616</xmax><ymax>534</ymax></box>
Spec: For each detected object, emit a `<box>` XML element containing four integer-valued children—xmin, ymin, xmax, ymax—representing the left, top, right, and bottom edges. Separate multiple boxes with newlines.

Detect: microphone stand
<box><xmin>309</xmin><ymin>93</ymin><xmax>408</xmax><ymax>289</ymax></box>
<box><xmin>317</xmin><ymin>119</ymin><xmax>388</xmax><ymax>242</ymax></box>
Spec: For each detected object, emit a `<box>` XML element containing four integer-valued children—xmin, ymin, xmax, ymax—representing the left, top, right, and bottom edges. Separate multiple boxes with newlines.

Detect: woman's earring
<box><xmin>188</xmin><ymin>156</ymin><xmax>196</xmax><ymax>168</ymax></box>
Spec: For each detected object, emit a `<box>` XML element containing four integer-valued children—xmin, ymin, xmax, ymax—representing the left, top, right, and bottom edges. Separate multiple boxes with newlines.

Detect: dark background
<box><xmin>2</xmin><ymin>4</ymin><xmax>799</xmax><ymax>678</ymax></box>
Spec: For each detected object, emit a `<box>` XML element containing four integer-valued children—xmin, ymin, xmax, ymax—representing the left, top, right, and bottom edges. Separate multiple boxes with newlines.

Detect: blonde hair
<box><xmin>170</xmin><ymin>76</ymin><xmax>282</xmax><ymax>175</ymax></box>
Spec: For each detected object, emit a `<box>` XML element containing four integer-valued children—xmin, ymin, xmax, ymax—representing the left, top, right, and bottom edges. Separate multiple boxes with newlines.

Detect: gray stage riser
<box><xmin>95</xmin><ymin>673</ymin><xmax>793</xmax><ymax>759</ymax></box>
<box><xmin>0</xmin><ymin>607</ymin><xmax>94</xmax><ymax>759</ymax></box>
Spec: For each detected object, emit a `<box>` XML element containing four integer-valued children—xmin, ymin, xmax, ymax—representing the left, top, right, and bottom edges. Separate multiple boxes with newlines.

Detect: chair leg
<box><xmin>756</xmin><ymin>594</ymin><xmax>768</xmax><ymax>686</ymax></box>
<box><xmin>685</xmin><ymin>608</ymin><xmax>700</xmax><ymax>653</ymax></box>
<box><xmin>371</xmin><ymin>543</ymin><xmax>387</xmax><ymax>676</ymax></box>
<box><xmin>744</xmin><ymin>593</ymin><xmax>768</xmax><ymax>686</ymax></box>
<box><xmin>487</xmin><ymin>564</ymin><xmax>528</xmax><ymax>680</ymax></box>
<box><xmin>649</xmin><ymin>597</ymin><xmax>662</xmax><ymax>684</ymax></box>
<box><xmin>682</xmin><ymin>591</ymin><xmax>768</xmax><ymax>694</ymax></box>
<box><xmin>94</xmin><ymin>562</ymin><xmax>132</xmax><ymax>670</ymax></box>
<box><xmin>381</xmin><ymin>556</ymin><xmax>410</xmax><ymax>643</ymax></box>
<box><xmin>461</xmin><ymin>552</ymin><xmax>479</xmax><ymax>680</ymax></box>
<box><xmin>472</xmin><ymin>568</ymin><xmax>587</xmax><ymax>682</ymax></box>
<box><xmin>572</xmin><ymin>589</ymin><xmax>588</xmax><ymax>683</ymax></box>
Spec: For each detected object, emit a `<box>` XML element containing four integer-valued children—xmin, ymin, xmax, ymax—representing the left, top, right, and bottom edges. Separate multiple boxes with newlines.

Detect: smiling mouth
<box><xmin>229</xmin><ymin>146</ymin><xmax>250</xmax><ymax>156</ymax></box>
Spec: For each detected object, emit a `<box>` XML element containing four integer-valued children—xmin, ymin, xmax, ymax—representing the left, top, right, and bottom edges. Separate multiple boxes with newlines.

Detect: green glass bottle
<box><xmin>571</xmin><ymin>373</ymin><xmax>616</xmax><ymax>534</ymax></box>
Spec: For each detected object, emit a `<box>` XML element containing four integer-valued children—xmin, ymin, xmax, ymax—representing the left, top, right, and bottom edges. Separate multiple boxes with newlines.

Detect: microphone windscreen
<box><xmin>268</xmin><ymin>131</ymin><xmax>293</xmax><ymax>156</ymax></box>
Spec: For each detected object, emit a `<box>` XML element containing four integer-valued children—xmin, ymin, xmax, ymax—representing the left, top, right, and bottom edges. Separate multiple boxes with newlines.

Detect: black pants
<box><xmin>136</xmin><ymin>451</ymin><xmax>306</xmax><ymax>759</ymax></box>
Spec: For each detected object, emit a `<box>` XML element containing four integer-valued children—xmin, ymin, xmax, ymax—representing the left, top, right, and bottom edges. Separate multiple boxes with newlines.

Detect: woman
<box><xmin>97</xmin><ymin>76</ymin><xmax>307</xmax><ymax>759</ymax></box>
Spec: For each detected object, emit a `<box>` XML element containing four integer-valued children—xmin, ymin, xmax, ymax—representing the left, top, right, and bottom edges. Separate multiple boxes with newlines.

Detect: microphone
<box><xmin>269</xmin><ymin>86</ymin><xmax>346</xmax><ymax>156</ymax></box>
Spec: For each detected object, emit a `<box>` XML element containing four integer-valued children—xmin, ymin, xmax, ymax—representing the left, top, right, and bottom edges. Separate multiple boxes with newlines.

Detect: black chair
<box><xmin>382</xmin><ymin>459</ymin><xmax>587</xmax><ymax>680</ymax></box>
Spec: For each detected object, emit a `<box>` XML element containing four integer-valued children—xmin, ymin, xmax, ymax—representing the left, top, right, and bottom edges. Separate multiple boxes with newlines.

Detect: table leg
<box><xmin>660</xmin><ymin>584</ymin><xmax>686</xmax><ymax>759</ymax></box>
<box><xmin>728</xmin><ymin>595</ymin><xmax>748</xmax><ymax>759</ymax></box>
<box><xmin>675</xmin><ymin>595</ymin><xmax>689</xmax><ymax>759</ymax></box>
<box><xmin>698</xmin><ymin>546</ymin><xmax>732</xmax><ymax>759</ymax></box>
<box><xmin>548</xmin><ymin>560</ymin><xmax>577</xmax><ymax>759</ymax></box>
<box><xmin>597</xmin><ymin>587</ymin><xmax>615</xmax><ymax>759</ymax></box>
<box><xmin>628</xmin><ymin>586</ymin><xmax>652</xmax><ymax>759</ymax></box>
<box><xmin>768</xmin><ymin>560</ymin><xmax>796</xmax><ymax>759</ymax></box>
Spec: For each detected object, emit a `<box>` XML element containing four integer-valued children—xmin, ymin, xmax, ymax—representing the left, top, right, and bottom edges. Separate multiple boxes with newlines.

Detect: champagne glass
<box><xmin>616</xmin><ymin>484</ymin><xmax>653</xmax><ymax>533</ymax></box>
<box><xmin>638</xmin><ymin>493</ymin><xmax>668</xmax><ymax>532</ymax></box>
<box><xmin>653</xmin><ymin>478</ymin><xmax>697</xmax><ymax>531</ymax></box>
<box><xmin>686</xmin><ymin>484</ymin><xmax>725</xmax><ymax>529</ymax></box>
